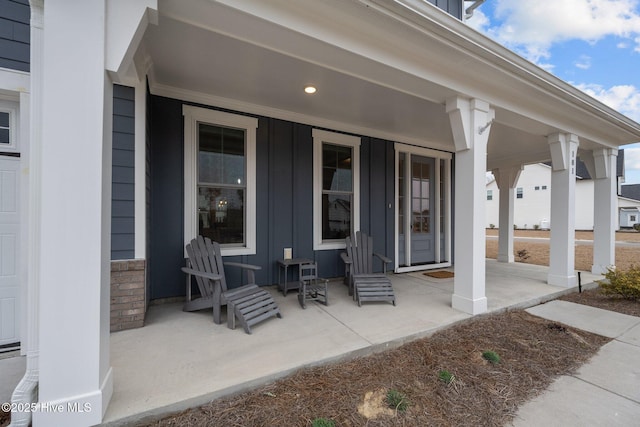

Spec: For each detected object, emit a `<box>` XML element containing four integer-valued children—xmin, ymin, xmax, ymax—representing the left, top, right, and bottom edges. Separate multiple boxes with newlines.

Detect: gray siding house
<box><xmin>3</xmin><ymin>1</ymin><xmax>640</xmax><ymax>426</ymax></box>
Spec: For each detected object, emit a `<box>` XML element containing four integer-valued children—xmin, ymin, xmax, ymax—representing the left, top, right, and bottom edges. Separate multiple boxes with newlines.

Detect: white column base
<box><xmin>33</xmin><ymin>368</ymin><xmax>112</xmax><ymax>427</ymax></box>
<box><xmin>497</xmin><ymin>254</ymin><xmax>514</xmax><ymax>263</ymax></box>
<box><xmin>547</xmin><ymin>273</ymin><xmax>577</xmax><ymax>288</ymax></box>
<box><xmin>452</xmin><ymin>294</ymin><xmax>488</xmax><ymax>315</ymax></box>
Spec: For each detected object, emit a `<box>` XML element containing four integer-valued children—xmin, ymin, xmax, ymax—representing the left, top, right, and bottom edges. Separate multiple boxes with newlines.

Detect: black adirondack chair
<box><xmin>182</xmin><ymin>236</ymin><xmax>281</xmax><ymax>334</ymax></box>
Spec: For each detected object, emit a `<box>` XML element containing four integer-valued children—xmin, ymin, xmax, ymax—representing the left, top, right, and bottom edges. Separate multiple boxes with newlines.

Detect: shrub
<box><xmin>386</xmin><ymin>389</ymin><xmax>409</xmax><ymax>412</ymax></box>
<box><xmin>516</xmin><ymin>249</ymin><xmax>530</xmax><ymax>262</ymax></box>
<box><xmin>598</xmin><ymin>266</ymin><xmax>640</xmax><ymax>300</ymax></box>
<box><xmin>438</xmin><ymin>369</ymin><xmax>455</xmax><ymax>384</ymax></box>
<box><xmin>482</xmin><ymin>350</ymin><xmax>501</xmax><ymax>364</ymax></box>
<box><xmin>312</xmin><ymin>418</ymin><xmax>335</xmax><ymax>427</ymax></box>
<box><xmin>513</xmin><ymin>224</ymin><xmax>518</xmax><ymax>230</ymax></box>
<box><xmin>489</xmin><ymin>224</ymin><xmax>496</xmax><ymax>229</ymax></box>
<box><xmin>533</xmin><ymin>224</ymin><xmax>540</xmax><ymax>230</ymax></box>
<box><xmin>634</xmin><ymin>223</ymin><xmax>640</xmax><ymax>232</ymax></box>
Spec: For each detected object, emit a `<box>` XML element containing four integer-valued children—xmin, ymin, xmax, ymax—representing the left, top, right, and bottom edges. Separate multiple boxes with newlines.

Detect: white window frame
<box><xmin>0</xmin><ymin>102</ymin><xmax>18</xmax><ymax>153</ymax></box>
<box><xmin>313</xmin><ymin>129</ymin><xmax>360</xmax><ymax>250</ymax></box>
<box><xmin>487</xmin><ymin>189</ymin><xmax>493</xmax><ymax>200</ymax></box>
<box><xmin>183</xmin><ymin>105</ymin><xmax>258</xmax><ymax>256</ymax></box>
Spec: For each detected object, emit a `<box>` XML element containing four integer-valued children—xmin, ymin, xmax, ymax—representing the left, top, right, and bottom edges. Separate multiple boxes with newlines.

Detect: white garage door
<box><xmin>0</xmin><ymin>155</ymin><xmax>20</xmax><ymax>348</ymax></box>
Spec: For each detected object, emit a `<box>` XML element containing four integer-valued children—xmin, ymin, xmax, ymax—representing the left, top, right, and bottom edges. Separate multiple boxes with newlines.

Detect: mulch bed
<box><xmin>560</xmin><ymin>288</ymin><xmax>640</xmax><ymax>317</ymax></box>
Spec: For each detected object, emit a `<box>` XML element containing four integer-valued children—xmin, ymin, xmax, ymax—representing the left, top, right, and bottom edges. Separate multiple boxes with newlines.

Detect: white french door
<box><xmin>395</xmin><ymin>144</ymin><xmax>451</xmax><ymax>273</ymax></box>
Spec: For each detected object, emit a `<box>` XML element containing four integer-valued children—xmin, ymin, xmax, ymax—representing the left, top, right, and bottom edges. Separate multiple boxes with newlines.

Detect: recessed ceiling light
<box><xmin>304</xmin><ymin>86</ymin><xmax>317</xmax><ymax>94</ymax></box>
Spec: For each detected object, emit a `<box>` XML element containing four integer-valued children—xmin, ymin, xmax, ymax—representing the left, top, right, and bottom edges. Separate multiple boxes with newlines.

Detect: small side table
<box><xmin>277</xmin><ymin>258</ymin><xmax>314</xmax><ymax>296</ymax></box>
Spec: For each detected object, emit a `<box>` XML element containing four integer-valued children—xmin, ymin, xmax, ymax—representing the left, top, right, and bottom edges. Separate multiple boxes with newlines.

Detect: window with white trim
<box><xmin>0</xmin><ymin>103</ymin><xmax>17</xmax><ymax>152</ymax></box>
<box><xmin>183</xmin><ymin>106</ymin><xmax>257</xmax><ymax>256</ymax></box>
<box><xmin>0</xmin><ymin>112</ymin><xmax>10</xmax><ymax>145</ymax></box>
<box><xmin>630</xmin><ymin>215</ymin><xmax>637</xmax><ymax>222</ymax></box>
<box><xmin>313</xmin><ymin>129</ymin><xmax>360</xmax><ymax>250</ymax></box>
<box><xmin>486</xmin><ymin>189</ymin><xmax>493</xmax><ymax>200</ymax></box>
<box><xmin>516</xmin><ymin>187</ymin><xmax>523</xmax><ymax>199</ymax></box>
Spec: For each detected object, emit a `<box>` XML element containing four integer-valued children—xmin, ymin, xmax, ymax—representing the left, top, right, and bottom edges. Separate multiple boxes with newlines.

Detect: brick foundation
<box><xmin>111</xmin><ymin>259</ymin><xmax>146</xmax><ymax>332</ymax></box>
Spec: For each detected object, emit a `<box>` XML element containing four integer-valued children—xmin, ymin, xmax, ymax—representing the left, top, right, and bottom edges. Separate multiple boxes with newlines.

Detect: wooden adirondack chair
<box><xmin>343</xmin><ymin>231</ymin><xmax>395</xmax><ymax>306</ymax></box>
<box><xmin>182</xmin><ymin>236</ymin><xmax>281</xmax><ymax>334</ymax></box>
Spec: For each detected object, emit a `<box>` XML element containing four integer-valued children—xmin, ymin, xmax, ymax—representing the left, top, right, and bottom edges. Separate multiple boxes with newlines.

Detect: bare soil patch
<box><xmin>485</xmin><ymin>229</ymin><xmax>640</xmax><ymax>243</ymax></box>
<box><xmin>486</xmin><ymin>230</ymin><xmax>640</xmax><ymax>271</ymax></box>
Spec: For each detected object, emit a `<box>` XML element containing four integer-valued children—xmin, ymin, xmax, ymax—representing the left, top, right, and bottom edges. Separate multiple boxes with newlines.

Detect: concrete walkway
<box><xmin>514</xmin><ymin>300</ymin><xmax>640</xmax><ymax>426</ymax></box>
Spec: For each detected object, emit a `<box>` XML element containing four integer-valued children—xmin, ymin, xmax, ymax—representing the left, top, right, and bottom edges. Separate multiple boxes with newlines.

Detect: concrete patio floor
<box><xmin>0</xmin><ymin>261</ymin><xmax>601</xmax><ymax>426</ymax></box>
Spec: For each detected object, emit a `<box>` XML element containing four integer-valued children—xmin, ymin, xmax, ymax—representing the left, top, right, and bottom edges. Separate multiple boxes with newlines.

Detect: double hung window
<box><xmin>184</xmin><ymin>106</ymin><xmax>257</xmax><ymax>255</ymax></box>
<box><xmin>313</xmin><ymin>129</ymin><xmax>360</xmax><ymax>250</ymax></box>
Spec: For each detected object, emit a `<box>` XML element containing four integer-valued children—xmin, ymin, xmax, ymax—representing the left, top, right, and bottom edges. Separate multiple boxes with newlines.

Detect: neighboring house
<box><xmin>620</xmin><ymin>184</ymin><xmax>640</xmax><ymax>228</ymax></box>
<box><xmin>485</xmin><ymin>151</ymin><xmax>638</xmax><ymax>230</ymax></box>
<box><xmin>3</xmin><ymin>1</ymin><xmax>640</xmax><ymax>426</ymax></box>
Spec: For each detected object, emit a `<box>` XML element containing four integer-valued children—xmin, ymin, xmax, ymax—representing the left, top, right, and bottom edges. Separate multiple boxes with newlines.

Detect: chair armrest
<box><xmin>373</xmin><ymin>253</ymin><xmax>392</xmax><ymax>265</ymax></box>
<box><xmin>181</xmin><ymin>267</ymin><xmax>223</xmax><ymax>282</ymax></box>
<box><xmin>224</xmin><ymin>262</ymin><xmax>262</xmax><ymax>284</ymax></box>
<box><xmin>373</xmin><ymin>253</ymin><xmax>392</xmax><ymax>274</ymax></box>
<box><xmin>340</xmin><ymin>252</ymin><xmax>351</xmax><ymax>265</ymax></box>
<box><xmin>224</xmin><ymin>262</ymin><xmax>261</xmax><ymax>271</ymax></box>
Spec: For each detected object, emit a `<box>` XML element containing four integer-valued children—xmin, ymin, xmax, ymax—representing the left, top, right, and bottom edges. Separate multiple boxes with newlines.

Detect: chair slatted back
<box><xmin>346</xmin><ymin>231</ymin><xmax>374</xmax><ymax>275</ymax></box>
<box><xmin>299</xmin><ymin>263</ymin><xmax>317</xmax><ymax>282</ymax></box>
<box><xmin>186</xmin><ymin>236</ymin><xmax>229</xmax><ymax>296</ymax></box>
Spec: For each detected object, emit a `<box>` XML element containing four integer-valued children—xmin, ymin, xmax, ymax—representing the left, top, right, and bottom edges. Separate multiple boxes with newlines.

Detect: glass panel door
<box><xmin>410</xmin><ymin>156</ymin><xmax>435</xmax><ymax>264</ymax></box>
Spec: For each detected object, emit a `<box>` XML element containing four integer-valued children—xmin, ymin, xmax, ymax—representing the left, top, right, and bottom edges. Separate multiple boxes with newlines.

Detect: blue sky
<box><xmin>466</xmin><ymin>0</ymin><xmax>640</xmax><ymax>185</ymax></box>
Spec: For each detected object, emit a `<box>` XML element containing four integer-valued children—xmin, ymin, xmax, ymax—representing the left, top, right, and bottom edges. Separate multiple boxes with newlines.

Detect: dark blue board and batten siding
<box><xmin>111</xmin><ymin>84</ymin><xmax>136</xmax><ymax>260</ymax></box>
<box><xmin>0</xmin><ymin>0</ymin><xmax>30</xmax><ymax>72</ymax></box>
<box><xmin>148</xmin><ymin>94</ymin><xmax>396</xmax><ymax>300</ymax></box>
<box><xmin>428</xmin><ymin>0</ymin><xmax>463</xmax><ymax>20</ymax></box>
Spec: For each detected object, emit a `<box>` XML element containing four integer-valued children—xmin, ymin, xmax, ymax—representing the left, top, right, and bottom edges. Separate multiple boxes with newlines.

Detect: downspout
<box><xmin>464</xmin><ymin>0</ymin><xmax>486</xmax><ymax>20</ymax></box>
<box><xmin>10</xmin><ymin>1</ymin><xmax>43</xmax><ymax>425</ymax></box>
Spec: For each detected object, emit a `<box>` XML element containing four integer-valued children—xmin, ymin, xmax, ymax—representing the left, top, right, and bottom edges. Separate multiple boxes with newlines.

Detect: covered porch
<box><xmin>102</xmin><ymin>262</ymin><xmax>600</xmax><ymax>426</ymax></box>
<box><xmin>17</xmin><ymin>1</ymin><xmax>640</xmax><ymax>426</ymax></box>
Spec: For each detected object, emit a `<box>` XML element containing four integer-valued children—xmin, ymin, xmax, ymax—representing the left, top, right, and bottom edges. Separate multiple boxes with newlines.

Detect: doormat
<box><xmin>423</xmin><ymin>270</ymin><xmax>454</xmax><ymax>279</ymax></box>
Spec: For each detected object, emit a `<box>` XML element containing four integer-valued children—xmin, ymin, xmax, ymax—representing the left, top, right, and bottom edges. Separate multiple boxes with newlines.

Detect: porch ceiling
<box><xmin>137</xmin><ymin>0</ymin><xmax>640</xmax><ymax>168</ymax></box>
<box><xmin>144</xmin><ymin>15</ymin><xmax>455</xmax><ymax>150</ymax></box>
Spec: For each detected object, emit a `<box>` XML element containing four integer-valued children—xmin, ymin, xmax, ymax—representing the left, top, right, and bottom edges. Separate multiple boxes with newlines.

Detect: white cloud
<box><xmin>469</xmin><ymin>0</ymin><xmax>640</xmax><ymax>62</ymax></box>
<box><xmin>576</xmin><ymin>83</ymin><xmax>640</xmax><ymax>121</ymax></box>
<box><xmin>465</xmin><ymin>8</ymin><xmax>490</xmax><ymax>33</ymax></box>
<box><xmin>623</xmin><ymin>145</ymin><xmax>640</xmax><ymax>183</ymax></box>
<box><xmin>574</xmin><ymin>55</ymin><xmax>592</xmax><ymax>70</ymax></box>
<box><xmin>626</xmin><ymin>145</ymin><xmax>640</xmax><ymax>167</ymax></box>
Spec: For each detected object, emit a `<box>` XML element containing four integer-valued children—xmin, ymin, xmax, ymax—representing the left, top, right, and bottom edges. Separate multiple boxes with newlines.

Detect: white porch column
<box><xmin>586</xmin><ymin>149</ymin><xmax>617</xmax><ymax>274</ymax></box>
<box><xmin>35</xmin><ymin>1</ymin><xmax>113</xmax><ymax>426</ymax></box>
<box><xmin>547</xmin><ymin>133</ymin><xmax>579</xmax><ymax>287</ymax></box>
<box><xmin>446</xmin><ymin>97</ymin><xmax>494</xmax><ymax>315</ymax></box>
<box><xmin>493</xmin><ymin>166</ymin><xmax>523</xmax><ymax>263</ymax></box>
